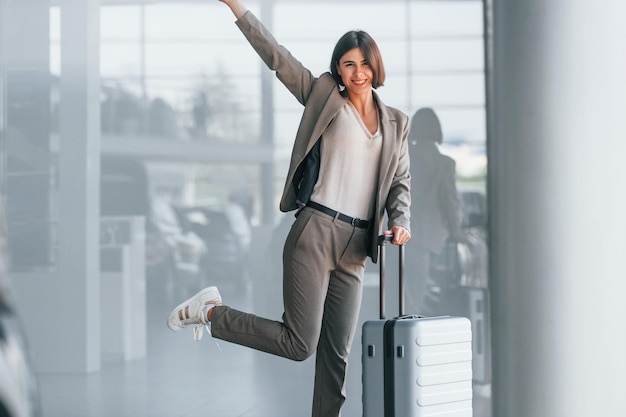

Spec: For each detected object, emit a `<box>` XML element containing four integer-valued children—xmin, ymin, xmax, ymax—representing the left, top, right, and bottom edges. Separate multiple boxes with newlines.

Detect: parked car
<box><xmin>0</xmin><ymin>207</ymin><xmax>40</xmax><ymax>417</ymax></box>
<box><xmin>100</xmin><ymin>156</ymin><xmax>206</xmax><ymax>290</ymax></box>
<box><xmin>178</xmin><ymin>204</ymin><xmax>251</xmax><ymax>290</ymax></box>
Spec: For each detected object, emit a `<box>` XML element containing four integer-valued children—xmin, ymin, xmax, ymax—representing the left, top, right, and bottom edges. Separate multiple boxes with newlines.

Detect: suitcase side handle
<box><xmin>377</xmin><ymin>234</ymin><xmax>405</xmax><ymax>319</ymax></box>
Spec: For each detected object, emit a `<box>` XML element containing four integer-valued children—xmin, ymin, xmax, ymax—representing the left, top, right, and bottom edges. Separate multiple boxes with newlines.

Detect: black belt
<box><xmin>306</xmin><ymin>201</ymin><xmax>370</xmax><ymax>229</ymax></box>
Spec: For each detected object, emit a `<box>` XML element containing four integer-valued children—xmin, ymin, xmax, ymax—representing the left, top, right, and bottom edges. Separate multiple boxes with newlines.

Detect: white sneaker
<box><xmin>167</xmin><ymin>286</ymin><xmax>222</xmax><ymax>341</ymax></box>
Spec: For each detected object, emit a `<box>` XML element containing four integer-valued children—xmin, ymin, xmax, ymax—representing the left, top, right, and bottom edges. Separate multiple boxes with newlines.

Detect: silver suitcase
<box><xmin>362</xmin><ymin>235</ymin><xmax>473</xmax><ymax>416</ymax></box>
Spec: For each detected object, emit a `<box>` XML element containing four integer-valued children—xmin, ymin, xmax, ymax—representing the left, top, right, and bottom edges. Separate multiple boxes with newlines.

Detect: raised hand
<box><xmin>217</xmin><ymin>0</ymin><xmax>248</xmax><ymax>19</ymax></box>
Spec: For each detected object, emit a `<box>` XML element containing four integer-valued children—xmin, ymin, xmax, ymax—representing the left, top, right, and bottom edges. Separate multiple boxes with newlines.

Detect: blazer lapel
<box><xmin>305</xmin><ymin>88</ymin><xmax>347</xmax><ymax>155</ymax></box>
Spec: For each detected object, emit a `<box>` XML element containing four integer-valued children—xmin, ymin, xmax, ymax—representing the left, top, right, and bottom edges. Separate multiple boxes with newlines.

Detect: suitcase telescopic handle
<box><xmin>377</xmin><ymin>234</ymin><xmax>405</xmax><ymax>319</ymax></box>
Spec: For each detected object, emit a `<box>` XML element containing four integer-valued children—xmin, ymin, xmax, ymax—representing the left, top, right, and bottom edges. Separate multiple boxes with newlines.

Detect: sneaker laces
<box><xmin>191</xmin><ymin>305</ymin><xmax>211</xmax><ymax>341</ymax></box>
<box><xmin>193</xmin><ymin>323</ymin><xmax>209</xmax><ymax>341</ymax></box>
<box><xmin>192</xmin><ymin>306</ymin><xmax>222</xmax><ymax>351</ymax></box>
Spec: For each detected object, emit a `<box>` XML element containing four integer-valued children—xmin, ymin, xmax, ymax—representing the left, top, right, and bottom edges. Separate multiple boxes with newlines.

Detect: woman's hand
<box><xmin>383</xmin><ymin>226</ymin><xmax>411</xmax><ymax>246</ymax></box>
<box><xmin>218</xmin><ymin>0</ymin><xmax>248</xmax><ymax>19</ymax></box>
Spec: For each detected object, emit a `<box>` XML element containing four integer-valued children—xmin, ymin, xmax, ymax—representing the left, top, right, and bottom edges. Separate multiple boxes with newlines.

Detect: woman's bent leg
<box><xmin>210</xmin><ymin>208</ymin><xmax>332</xmax><ymax>360</ymax></box>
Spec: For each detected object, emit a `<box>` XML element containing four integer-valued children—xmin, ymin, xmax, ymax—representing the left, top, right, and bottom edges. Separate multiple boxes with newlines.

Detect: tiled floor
<box><xmin>38</xmin><ymin>272</ymin><xmax>492</xmax><ymax>417</ymax></box>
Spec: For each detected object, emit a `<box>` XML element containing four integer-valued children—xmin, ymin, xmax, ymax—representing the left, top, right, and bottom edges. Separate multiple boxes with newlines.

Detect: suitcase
<box><xmin>362</xmin><ymin>234</ymin><xmax>474</xmax><ymax>417</ymax></box>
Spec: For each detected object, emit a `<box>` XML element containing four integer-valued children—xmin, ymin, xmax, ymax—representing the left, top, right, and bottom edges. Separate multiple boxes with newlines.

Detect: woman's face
<box><xmin>336</xmin><ymin>47</ymin><xmax>373</xmax><ymax>95</ymax></box>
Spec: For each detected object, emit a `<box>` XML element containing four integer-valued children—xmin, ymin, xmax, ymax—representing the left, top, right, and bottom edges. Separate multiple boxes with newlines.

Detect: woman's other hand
<box><xmin>383</xmin><ymin>226</ymin><xmax>411</xmax><ymax>246</ymax></box>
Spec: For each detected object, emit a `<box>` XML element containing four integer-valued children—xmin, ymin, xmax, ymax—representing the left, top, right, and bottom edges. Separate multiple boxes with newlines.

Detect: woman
<box><xmin>167</xmin><ymin>1</ymin><xmax>411</xmax><ymax>416</ymax></box>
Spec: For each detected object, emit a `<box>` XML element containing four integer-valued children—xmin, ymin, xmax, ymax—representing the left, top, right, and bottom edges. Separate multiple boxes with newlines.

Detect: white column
<box><xmin>54</xmin><ymin>0</ymin><xmax>101</xmax><ymax>372</ymax></box>
<box><xmin>489</xmin><ymin>0</ymin><xmax>626</xmax><ymax>415</ymax></box>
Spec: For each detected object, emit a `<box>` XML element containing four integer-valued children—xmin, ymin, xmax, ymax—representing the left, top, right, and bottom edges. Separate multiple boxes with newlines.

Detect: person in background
<box><xmin>405</xmin><ymin>107</ymin><xmax>463</xmax><ymax>314</ymax></box>
<box><xmin>166</xmin><ymin>1</ymin><xmax>411</xmax><ymax>416</ymax></box>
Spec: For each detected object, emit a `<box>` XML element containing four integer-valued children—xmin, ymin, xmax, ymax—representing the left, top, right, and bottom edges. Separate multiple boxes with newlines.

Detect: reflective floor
<box><xmin>38</xmin><ymin>273</ymin><xmax>492</xmax><ymax>417</ymax></box>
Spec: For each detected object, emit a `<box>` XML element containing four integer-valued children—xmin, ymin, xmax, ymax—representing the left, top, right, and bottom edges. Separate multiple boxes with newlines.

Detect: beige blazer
<box><xmin>236</xmin><ymin>11</ymin><xmax>411</xmax><ymax>262</ymax></box>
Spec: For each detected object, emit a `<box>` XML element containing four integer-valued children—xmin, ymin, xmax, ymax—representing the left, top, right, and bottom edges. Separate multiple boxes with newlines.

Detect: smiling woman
<box><xmin>164</xmin><ymin>2</ymin><xmax>411</xmax><ymax>417</ymax></box>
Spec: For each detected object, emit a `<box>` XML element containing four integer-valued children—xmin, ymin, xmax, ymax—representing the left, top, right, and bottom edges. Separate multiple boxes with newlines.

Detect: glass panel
<box><xmin>2</xmin><ymin>3</ymin><xmax>55</xmax><ymax>271</ymax></box>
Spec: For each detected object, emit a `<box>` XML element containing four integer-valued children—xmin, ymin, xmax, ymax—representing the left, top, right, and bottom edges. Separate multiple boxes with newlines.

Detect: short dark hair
<box><xmin>330</xmin><ymin>30</ymin><xmax>386</xmax><ymax>89</ymax></box>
